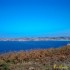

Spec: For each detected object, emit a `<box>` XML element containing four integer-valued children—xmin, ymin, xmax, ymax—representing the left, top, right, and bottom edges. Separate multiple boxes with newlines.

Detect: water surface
<box><xmin>0</xmin><ymin>41</ymin><xmax>70</xmax><ymax>53</ymax></box>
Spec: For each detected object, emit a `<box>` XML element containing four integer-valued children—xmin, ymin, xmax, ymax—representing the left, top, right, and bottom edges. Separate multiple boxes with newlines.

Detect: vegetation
<box><xmin>0</xmin><ymin>46</ymin><xmax>70</xmax><ymax>70</ymax></box>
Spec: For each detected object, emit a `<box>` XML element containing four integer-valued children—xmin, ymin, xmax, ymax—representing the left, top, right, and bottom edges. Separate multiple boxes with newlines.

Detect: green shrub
<box><xmin>0</xmin><ymin>63</ymin><xmax>9</xmax><ymax>70</ymax></box>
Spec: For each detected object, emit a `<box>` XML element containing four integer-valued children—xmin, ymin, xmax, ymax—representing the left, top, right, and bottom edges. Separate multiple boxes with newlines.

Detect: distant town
<box><xmin>0</xmin><ymin>37</ymin><xmax>70</xmax><ymax>41</ymax></box>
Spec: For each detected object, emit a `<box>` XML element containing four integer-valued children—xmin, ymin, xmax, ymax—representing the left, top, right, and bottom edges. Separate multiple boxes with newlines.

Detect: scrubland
<box><xmin>0</xmin><ymin>46</ymin><xmax>70</xmax><ymax>70</ymax></box>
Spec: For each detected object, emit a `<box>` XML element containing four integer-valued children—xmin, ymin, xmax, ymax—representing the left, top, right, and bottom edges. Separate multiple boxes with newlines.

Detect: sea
<box><xmin>0</xmin><ymin>41</ymin><xmax>70</xmax><ymax>53</ymax></box>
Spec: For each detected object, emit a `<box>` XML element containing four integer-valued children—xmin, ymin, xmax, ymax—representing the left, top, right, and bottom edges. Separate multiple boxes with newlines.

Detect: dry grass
<box><xmin>0</xmin><ymin>46</ymin><xmax>70</xmax><ymax>70</ymax></box>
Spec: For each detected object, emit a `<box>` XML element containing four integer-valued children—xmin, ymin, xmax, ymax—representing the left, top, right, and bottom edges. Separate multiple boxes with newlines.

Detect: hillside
<box><xmin>0</xmin><ymin>46</ymin><xmax>70</xmax><ymax>70</ymax></box>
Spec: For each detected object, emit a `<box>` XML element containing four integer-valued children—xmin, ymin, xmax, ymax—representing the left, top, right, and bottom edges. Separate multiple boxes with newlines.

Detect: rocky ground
<box><xmin>0</xmin><ymin>46</ymin><xmax>70</xmax><ymax>70</ymax></box>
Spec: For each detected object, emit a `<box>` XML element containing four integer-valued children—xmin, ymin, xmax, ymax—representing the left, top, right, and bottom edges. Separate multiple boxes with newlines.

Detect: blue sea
<box><xmin>0</xmin><ymin>41</ymin><xmax>70</xmax><ymax>53</ymax></box>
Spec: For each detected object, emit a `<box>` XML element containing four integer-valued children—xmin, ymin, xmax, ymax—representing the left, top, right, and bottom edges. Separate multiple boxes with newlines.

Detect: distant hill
<box><xmin>0</xmin><ymin>37</ymin><xmax>70</xmax><ymax>41</ymax></box>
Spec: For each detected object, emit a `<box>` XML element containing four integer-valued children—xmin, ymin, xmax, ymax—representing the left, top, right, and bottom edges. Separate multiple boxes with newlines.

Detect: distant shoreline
<box><xmin>0</xmin><ymin>40</ymin><xmax>70</xmax><ymax>41</ymax></box>
<box><xmin>0</xmin><ymin>37</ymin><xmax>70</xmax><ymax>41</ymax></box>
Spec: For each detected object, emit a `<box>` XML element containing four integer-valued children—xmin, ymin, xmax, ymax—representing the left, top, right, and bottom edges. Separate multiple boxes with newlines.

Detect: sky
<box><xmin>0</xmin><ymin>0</ymin><xmax>70</xmax><ymax>38</ymax></box>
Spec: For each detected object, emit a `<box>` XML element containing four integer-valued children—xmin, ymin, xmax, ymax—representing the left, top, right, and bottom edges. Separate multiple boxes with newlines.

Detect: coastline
<box><xmin>0</xmin><ymin>40</ymin><xmax>70</xmax><ymax>41</ymax></box>
<box><xmin>0</xmin><ymin>45</ymin><xmax>70</xmax><ymax>70</ymax></box>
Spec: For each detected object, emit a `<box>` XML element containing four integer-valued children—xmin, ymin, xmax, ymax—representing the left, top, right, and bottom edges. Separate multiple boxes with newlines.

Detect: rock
<box><xmin>29</xmin><ymin>67</ymin><xmax>35</xmax><ymax>70</ymax></box>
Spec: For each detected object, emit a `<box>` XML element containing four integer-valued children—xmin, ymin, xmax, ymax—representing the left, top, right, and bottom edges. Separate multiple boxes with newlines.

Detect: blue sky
<box><xmin>0</xmin><ymin>0</ymin><xmax>70</xmax><ymax>38</ymax></box>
